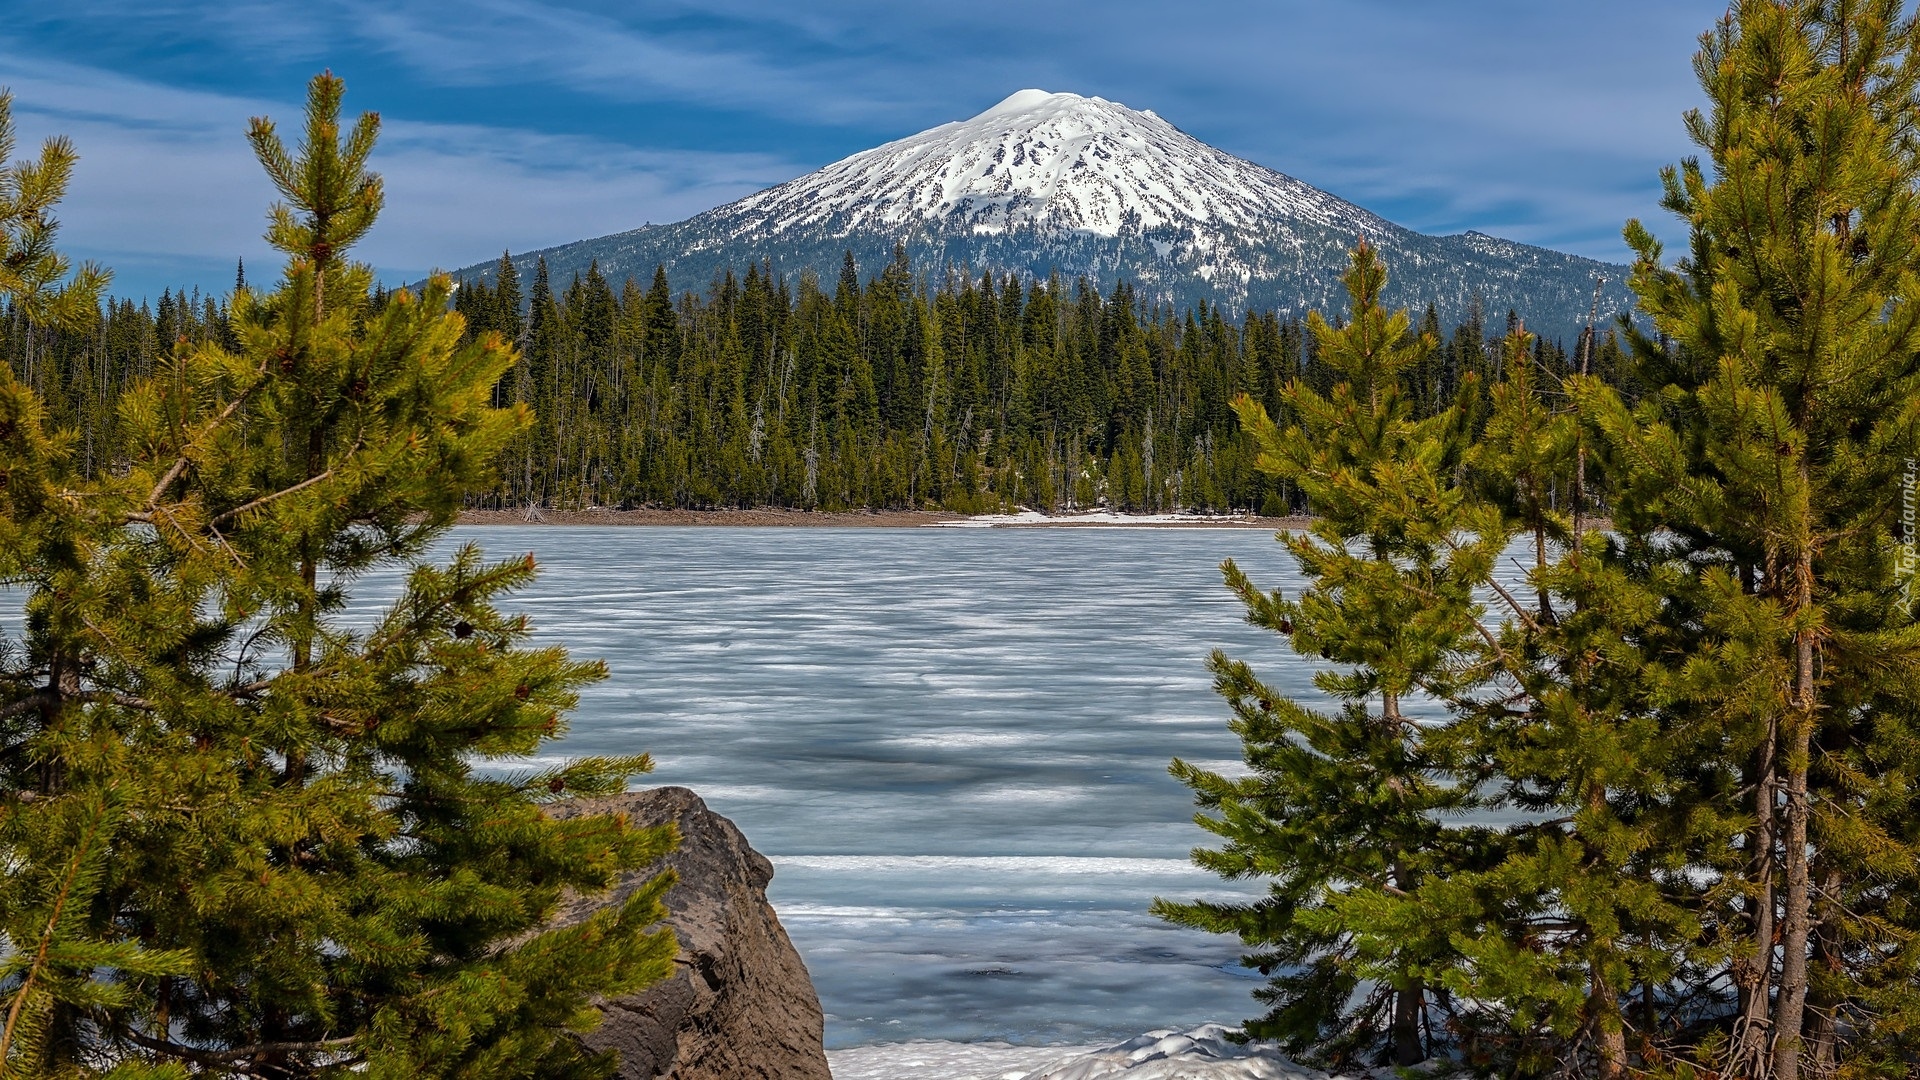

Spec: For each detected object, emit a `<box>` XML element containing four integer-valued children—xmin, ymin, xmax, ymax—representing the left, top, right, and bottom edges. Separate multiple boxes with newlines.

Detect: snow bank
<box><xmin>927</xmin><ymin>510</ymin><xmax>1257</xmax><ymax>528</ymax></box>
<box><xmin>827</xmin><ymin>1039</ymin><xmax>1099</xmax><ymax>1080</ymax></box>
<box><xmin>1017</xmin><ymin>1026</ymin><xmax>1324</xmax><ymax>1079</ymax></box>
<box><xmin>827</xmin><ymin>1025</ymin><xmax>1330</xmax><ymax>1080</ymax></box>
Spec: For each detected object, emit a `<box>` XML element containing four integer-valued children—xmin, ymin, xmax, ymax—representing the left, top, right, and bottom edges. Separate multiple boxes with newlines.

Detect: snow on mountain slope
<box><xmin>447</xmin><ymin>89</ymin><xmax>1634</xmax><ymax>341</ymax></box>
<box><xmin>723</xmin><ymin>90</ymin><xmax>1393</xmax><ymax>243</ymax></box>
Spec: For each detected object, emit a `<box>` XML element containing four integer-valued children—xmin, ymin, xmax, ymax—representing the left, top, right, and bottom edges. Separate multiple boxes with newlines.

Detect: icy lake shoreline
<box><xmin>827</xmin><ymin>1025</ymin><xmax>1332</xmax><ymax>1080</ymax></box>
<box><xmin>455</xmin><ymin>505</ymin><xmax>1308</xmax><ymax>530</ymax></box>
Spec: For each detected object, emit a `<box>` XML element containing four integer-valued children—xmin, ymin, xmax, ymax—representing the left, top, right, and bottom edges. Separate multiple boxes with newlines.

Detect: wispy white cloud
<box><xmin>1</xmin><ymin>50</ymin><xmax>801</xmax><ymax>296</ymax></box>
<box><xmin>336</xmin><ymin>0</ymin><xmax>918</xmax><ymax>125</ymax></box>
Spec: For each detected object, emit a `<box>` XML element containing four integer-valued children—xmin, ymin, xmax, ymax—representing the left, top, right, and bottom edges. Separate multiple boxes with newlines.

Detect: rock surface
<box><xmin>546</xmin><ymin>786</ymin><xmax>831</xmax><ymax>1080</ymax></box>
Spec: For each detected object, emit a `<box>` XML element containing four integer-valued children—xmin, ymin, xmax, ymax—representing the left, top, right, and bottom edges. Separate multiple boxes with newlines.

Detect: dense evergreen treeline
<box><xmin>448</xmin><ymin>246</ymin><xmax>1626</xmax><ymax>514</ymax></box>
<box><xmin>2</xmin><ymin>285</ymin><xmax>232</xmax><ymax>480</ymax></box>
<box><xmin>2</xmin><ymin>248</ymin><xmax>1626</xmax><ymax>515</ymax></box>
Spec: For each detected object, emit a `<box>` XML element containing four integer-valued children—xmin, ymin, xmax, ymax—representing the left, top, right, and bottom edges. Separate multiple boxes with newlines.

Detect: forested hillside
<box><xmin>5</xmin><ymin>248</ymin><xmax>1626</xmax><ymax>514</ymax></box>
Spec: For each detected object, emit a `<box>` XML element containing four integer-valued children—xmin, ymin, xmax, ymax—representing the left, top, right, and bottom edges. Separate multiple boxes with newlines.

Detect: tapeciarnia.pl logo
<box><xmin>1903</xmin><ymin>459</ymin><xmax>1918</xmax><ymax>606</ymax></box>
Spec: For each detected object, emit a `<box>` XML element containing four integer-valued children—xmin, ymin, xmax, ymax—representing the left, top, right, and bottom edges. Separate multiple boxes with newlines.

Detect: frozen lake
<box><xmin>416</xmin><ymin>525</ymin><xmax>1314</xmax><ymax>1049</ymax></box>
<box><xmin>0</xmin><ymin>523</ymin><xmax>1426</xmax><ymax>1052</ymax></box>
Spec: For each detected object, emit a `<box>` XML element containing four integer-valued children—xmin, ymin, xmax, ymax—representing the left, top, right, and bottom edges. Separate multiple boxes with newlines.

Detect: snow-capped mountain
<box><xmin>728</xmin><ymin>89</ymin><xmax>1391</xmax><ymax>242</ymax></box>
<box><xmin>450</xmin><ymin>90</ymin><xmax>1632</xmax><ymax>341</ymax></box>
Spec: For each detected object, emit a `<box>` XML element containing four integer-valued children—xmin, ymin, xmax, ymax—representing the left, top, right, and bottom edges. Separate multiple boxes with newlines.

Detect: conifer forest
<box><xmin>5</xmin><ymin>250</ymin><xmax>1626</xmax><ymax>516</ymax></box>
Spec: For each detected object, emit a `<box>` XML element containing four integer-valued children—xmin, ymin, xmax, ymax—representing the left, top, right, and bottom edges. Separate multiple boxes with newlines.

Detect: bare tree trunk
<box><xmin>1805</xmin><ymin>866</ymin><xmax>1841</xmax><ymax>1077</ymax></box>
<box><xmin>1732</xmin><ymin>718</ymin><xmax>1779</xmax><ymax>1080</ymax></box>
<box><xmin>1535</xmin><ymin>523</ymin><xmax>1552</xmax><ymax>619</ymax></box>
<box><xmin>1393</xmin><ymin>980</ymin><xmax>1425</xmax><ymax>1067</ymax></box>
<box><xmin>1772</xmin><ymin>600</ymin><xmax>1818</xmax><ymax>1080</ymax></box>
<box><xmin>1384</xmin><ymin>698</ymin><xmax>1423</xmax><ymax>1068</ymax></box>
<box><xmin>1589</xmin><ymin>957</ymin><xmax>1627</xmax><ymax>1080</ymax></box>
<box><xmin>1578</xmin><ymin>774</ymin><xmax>1628</xmax><ymax>1080</ymax></box>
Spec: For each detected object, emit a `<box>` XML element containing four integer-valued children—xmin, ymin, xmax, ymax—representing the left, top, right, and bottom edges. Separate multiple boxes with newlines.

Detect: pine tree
<box><xmin>1579</xmin><ymin>4</ymin><xmax>1920</xmax><ymax>1076</ymax></box>
<box><xmin>494</xmin><ymin>252</ymin><xmax>523</xmax><ymax>345</ymax></box>
<box><xmin>1154</xmin><ymin>243</ymin><xmax>1505</xmax><ymax>1068</ymax></box>
<box><xmin>1</xmin><ymin>74</ymin><xmax>677</xmax><ymax>1078</ymax></box>
<box><xmin>1471</xmin><ymin>324</ymin><xmax>1575</xmax><ymax>616</ymax></box>
<box><xmin>0</xmin><ymin>85</ymin><xmax>193</xmax><ymax>1080</ymax></box>
<box><xmin>1161</xmin><ymin>7</ymin><xmax>1920</xmax><ymax>1076</ymax></box>
<box><xmin>0</xmin><ymin>98</ymin><xmax>107</xmax><ymax>337</ymax></box>
<box><xmin>1409</xmin><ymin>323</ymin><xmax>1698</xmax><ymax>1080</ymax></box>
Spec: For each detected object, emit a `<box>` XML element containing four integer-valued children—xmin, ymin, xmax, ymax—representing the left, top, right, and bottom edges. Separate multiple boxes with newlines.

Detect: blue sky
<box><xmin>9</xmin><ymin>0</ymin><xmax>1725</xmax><ymax>301</ymax></box>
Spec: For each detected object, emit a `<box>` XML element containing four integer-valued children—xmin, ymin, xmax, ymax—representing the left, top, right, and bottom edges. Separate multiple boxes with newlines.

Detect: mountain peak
<box><xmin>729</xmin><ymin>87</ymin><xmax>1389</xmax><ymax>243</ymax></box>
<box><xmin>980</xmin><ymin>88</ymin><xmax>1075</xmax><ymax>116</ymax></box>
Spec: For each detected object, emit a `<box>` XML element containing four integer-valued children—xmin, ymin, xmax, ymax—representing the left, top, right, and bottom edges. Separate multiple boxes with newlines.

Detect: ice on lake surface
<box><xmin>825</xmin><ymin>1023</ymin><xmax>1317</xmax><ymax>1080</ymax></box>
<box><xmin>0</xmin><ymin>525</ymin><xmax>1529</xmax><ymax>1053</ymax></box>
<box><xmin>403</xmin><ymin>525</ymin><xmax>1318</xmax><ymax>1049</ymax></box>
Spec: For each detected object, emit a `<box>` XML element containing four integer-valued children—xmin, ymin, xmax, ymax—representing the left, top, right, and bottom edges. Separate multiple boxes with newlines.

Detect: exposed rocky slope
<box><xmin>546</xmin><ymin>787</ymin><xmax>830</xmax><ymax>1080</ymax></box>
<box><xmin>449</xmin><ymin>90</ymin><xmax>1633</xmax><ymax>342</ymax></box>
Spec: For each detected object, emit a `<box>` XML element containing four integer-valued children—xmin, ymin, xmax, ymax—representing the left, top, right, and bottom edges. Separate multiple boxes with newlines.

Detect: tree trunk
<box><xmin>1388</xmin><ymin>834</ymin><xmax>1423</xmax><ymax>1066</ymax></box>
<box><xmin>294</xmin><ymin>420</ymin><xmax>324</xmax><ymax>673</ymax></box>
<box><xmin>1805</xmin><ymin>866</ymin><xmax>1841</xmax><ymax>1077</ymax></box>
<box><xmin>1582</xmin><ymin>780</ymin><xmax>1627</xmax><ymax>1080</ymax></box>
<box><xmin>1771</xmin><ymin>667</ymin><xmax>1817</xmax><ymax>1079</ymax></box>
<box><xmin>1772</xmin><ymin>542</ymin><xmax>1819</xmax><ymax>1080</ymax></box>
<box><xmin>1535</xmin><ymin>523</ymin><xmax>1552</xmax><ymax>620</ymax></box>
<box><xmin>1589</xmin><ymin>957</ymin><xmax>1627</xmax><ymax>1080</ymax></box>
<box><xmin>284</xmin><ymin>421</ymin><xmax>324</xmax><ymax>786</ymax></box>
<box><xmin>1772</xmin><ymin>710</ymin><xmax>1812</xmax><ymax>1080</ymax></box>
<box><xmin>1393</xmin><ymin>979</ymin><xmax>1425</xmax><ymax>1067</ymax></box>
<box><xmin>1732</xmin><ymin>718</ymin><xmax>1778</xmax><ymax>1080</ymax></box>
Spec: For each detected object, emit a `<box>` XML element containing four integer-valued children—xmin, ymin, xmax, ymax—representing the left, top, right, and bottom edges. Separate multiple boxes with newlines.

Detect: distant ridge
<box><xmin>448</xmin><ymin>90</ymin><xmax>1633</xmax><ymax>342</ymax></box>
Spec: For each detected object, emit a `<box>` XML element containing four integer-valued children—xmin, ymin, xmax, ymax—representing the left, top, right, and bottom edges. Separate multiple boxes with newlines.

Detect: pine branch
<box><xmin>1405</xmin><ymin>574</ymin><xmax>1517</xmax><ymax>677</ymax></box>
<box><xmin>224</xmin><ymin>678</ymin><xmax>274</xmax><ymax>699</ymax></box>
<box><xmin>0</xmin><ymin>691</ymin><xmax>52</xmax><ymax>722</ymax></box>
<box><xmin>0</xmin><ymin>798</ymin><xmax>109</xmax><ymax>1067</ymax></box>
<box><xmin>125</xmin><ymin>1030</ymin><xmax>359</xmax><ymax>1066</ymax></box>
<box><xmin>209</xmin><ymin>458</ymin><xmax>346</xmax><ymax>527</ymax></box>
<box><xmin>0</xmin><ymin>684</ymin><xmax>153</xmax><ymax>721</ymax></box>
<box><xmin>1484</xmin><ymin>567</ymin><xmax>1544</xmax><ymax>635</ymax></box>
<box><xmin>130</xmin><ymin>356</ymin><xmax>273</xmax><ymax>517</ymax></box>
<box><xmin>206</xmin><ymin>520</ymin><xmax>248</xmax><ymax>568</ymax></box>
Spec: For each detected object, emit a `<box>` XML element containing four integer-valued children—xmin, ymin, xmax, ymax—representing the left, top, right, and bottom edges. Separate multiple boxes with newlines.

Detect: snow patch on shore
<box><xmin>828</xmin><ymin>1039</ymin><xmax>1098</xmax><ymax>1080</ymax></box>
<box><xmin>828</xmin><ymin>1025</ymin><xmax>1330</xmax><ymax>1080</ymax></box>
<box><xmin>927</xmin><ymin>510</ymin><xmax>1258</xmax><ymax>528</ymax></box>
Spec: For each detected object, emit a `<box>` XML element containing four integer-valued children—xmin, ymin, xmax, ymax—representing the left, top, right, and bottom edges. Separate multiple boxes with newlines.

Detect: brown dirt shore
<box><xmin>455</xmin><ymin>507</ymin><xmax>1313</xmax><ymax>530</ymax></box>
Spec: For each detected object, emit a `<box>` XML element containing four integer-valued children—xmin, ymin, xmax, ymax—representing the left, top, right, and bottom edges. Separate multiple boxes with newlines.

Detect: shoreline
<box><xmin>455</xmin><ymin>507</ymin><xmax>1312</xmax><ymax>530</ymax></box>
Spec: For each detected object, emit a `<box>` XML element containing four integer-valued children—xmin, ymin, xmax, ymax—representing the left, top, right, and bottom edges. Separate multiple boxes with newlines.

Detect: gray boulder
<box><xmin>546</xmin><ymin>787</ymin><xmax>831</xmax><ymax>1080</ymax></box>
